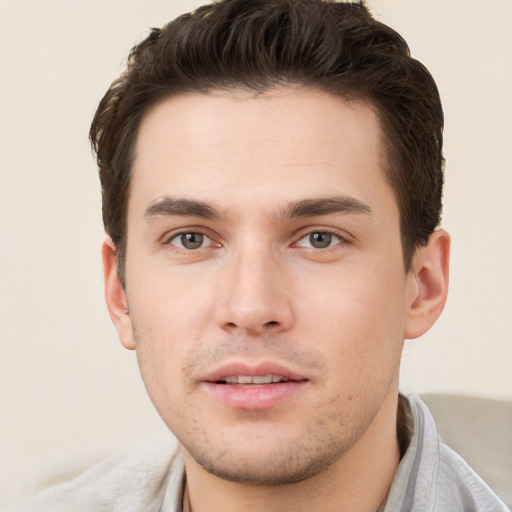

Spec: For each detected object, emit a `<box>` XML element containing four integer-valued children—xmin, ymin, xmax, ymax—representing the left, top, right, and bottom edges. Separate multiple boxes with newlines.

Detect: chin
<box><xmin>182</xmin><ymin>429</ymin><xmax>354</xmax><ymax>487</ymax></box>
<box><xmin>198</xmin><ymin>453</ymin><xmax>337</xmax><ymax>486</ymax></box>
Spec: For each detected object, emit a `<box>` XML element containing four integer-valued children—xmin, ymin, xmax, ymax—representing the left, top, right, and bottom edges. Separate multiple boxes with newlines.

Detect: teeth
<box><xmin>220</xmin><ymin>374</ymin><xmax>288</xmax><ymax>384</ymax></box>
<box><xmin>252</xmin><ymin>375</ymin><xmax>273</xmax><ymax>384</ymax></box>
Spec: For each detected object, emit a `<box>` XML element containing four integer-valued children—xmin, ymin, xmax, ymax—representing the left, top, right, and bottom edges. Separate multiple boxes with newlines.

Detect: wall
<box><xmin>1</xmin><ymin>0</ymin><xmax>510</xmax><ymax>505</ymax></box>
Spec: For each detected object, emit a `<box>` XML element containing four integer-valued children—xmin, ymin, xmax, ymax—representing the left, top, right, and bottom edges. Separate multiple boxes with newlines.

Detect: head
<box><xmin>90</xmin><ymin>0</ymin><xmax>444</xmax><ymax>286</ymax></box>
<box><xmin>93</xmin><ymin>0</ymin><xmax>450</xmax><ymax>490</ymax></box>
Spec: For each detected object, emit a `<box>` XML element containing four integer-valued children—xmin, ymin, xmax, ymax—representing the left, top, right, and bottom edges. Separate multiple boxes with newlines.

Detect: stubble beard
<box><xmin>132</xmin><ymin>325</ymin><xmax>387</xmax><ymax>487</ymax></box>
<box><xmin>179</xmin><ymin>400</ymin><xmax>379</xmax><ymax>486</ymax></box>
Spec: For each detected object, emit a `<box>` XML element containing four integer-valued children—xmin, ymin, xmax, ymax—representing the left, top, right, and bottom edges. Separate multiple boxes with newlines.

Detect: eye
<box><xmin>296</xmin><ymin>231</ymin><xmax>343</xmax><ymax>249</ymax></box>
<box><xmin>169</xmin><ymin>232</ymin><xmax>211</xmax><ymax>250</ymax></box>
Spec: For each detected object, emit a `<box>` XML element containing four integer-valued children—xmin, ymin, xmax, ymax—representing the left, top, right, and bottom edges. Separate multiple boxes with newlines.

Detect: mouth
<box><xmin>202</xmin><ymin>363</ymin><xmax>309</xmax><ymax>409</ymax></box>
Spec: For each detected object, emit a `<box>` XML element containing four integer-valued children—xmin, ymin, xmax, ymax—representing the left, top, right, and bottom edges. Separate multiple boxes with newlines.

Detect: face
<box><xmin>107</xmin><ymin>88</ymin><xmax>430</xmax><ymax>485</ymax></box>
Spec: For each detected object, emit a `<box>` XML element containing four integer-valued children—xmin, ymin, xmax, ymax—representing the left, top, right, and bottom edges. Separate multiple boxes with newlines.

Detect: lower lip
<box><xmin>202</xmin><ymin>381</ymin><xmax>308</xmax><ymax>410</ymax></box>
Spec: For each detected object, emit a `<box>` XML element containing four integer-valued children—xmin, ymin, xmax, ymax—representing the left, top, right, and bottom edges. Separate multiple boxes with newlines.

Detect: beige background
<box><xmin>1</xmin><ymin>0</ymin><xmax>511</xmax><ymax>506</ymax></box>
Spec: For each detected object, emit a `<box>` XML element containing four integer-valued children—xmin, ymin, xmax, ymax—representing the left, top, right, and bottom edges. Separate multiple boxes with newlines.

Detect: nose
<box><xmin>214</xmin><ymin>245</ymin><xmax>294</xmax><ymax>336</ymax></box>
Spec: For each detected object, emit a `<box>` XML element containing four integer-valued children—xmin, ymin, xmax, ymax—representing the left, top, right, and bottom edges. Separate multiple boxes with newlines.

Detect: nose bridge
<box><xmin>216</xmin><ymin>236</ymin><xmax>293</xmax><ymax>334</ymax></box>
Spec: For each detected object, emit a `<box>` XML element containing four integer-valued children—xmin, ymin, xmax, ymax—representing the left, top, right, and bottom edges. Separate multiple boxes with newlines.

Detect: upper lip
<box><xmin>202</xmin><ymin>361</ymin><xmax>309</xmax><ymax>383</ymax></box>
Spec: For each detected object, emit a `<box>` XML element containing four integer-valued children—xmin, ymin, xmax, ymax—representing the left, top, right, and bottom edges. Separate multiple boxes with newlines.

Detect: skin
<box><xmin>103</xmin><ymin>88</ymin><xmax>450</xmax><ymax>512</ymax></box>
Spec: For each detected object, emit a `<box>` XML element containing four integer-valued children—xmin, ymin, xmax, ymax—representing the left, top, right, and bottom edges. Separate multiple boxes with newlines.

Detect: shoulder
<box><xmin>6</xmin><ymin>438</ymin><xmax>181</xmax><ymax>512</ymax></box>
<box><xmin>436</xmin><ymin>441</ymin><xmax>509</xmax><ymax>511</ymax></box>
<box><xmin>385</xmin><ymin>395</ymin><xmax>510</xmax><ymax>512</ymax></box>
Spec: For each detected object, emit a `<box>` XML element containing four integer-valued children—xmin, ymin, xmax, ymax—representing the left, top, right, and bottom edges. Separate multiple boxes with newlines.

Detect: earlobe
<box><xmin>404</xmin><ymin>229</ymin><xmax>450</xmax><ymax>340</ymax></box>
<box><xmin>102</xmin><ymin>237</ymin><xmax>136</xmax><ymax>350</ymax></box>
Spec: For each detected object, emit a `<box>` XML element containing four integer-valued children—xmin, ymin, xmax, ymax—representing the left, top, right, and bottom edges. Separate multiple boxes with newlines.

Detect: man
<box><xmin>9</xmin><ymin>0</ymin><xmax>508</xmax><ymax>511</ymax></box>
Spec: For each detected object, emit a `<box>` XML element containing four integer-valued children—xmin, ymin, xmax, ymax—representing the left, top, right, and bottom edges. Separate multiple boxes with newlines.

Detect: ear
<box><xmin>404</xmin><ymin>229</ymin><xmax>450</xmax><ymax>339</ymax></box>
<box><xmin>102</xmin><ymin>237</ymin><xmax>135</xmax><ymax>350</ymax></box>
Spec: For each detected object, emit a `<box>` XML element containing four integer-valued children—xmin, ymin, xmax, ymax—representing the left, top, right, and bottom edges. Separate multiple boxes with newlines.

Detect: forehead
<box><xmin>130</xmin><ymin>87</ymin><xmax>393</xmax><ymax>216</ymax></box>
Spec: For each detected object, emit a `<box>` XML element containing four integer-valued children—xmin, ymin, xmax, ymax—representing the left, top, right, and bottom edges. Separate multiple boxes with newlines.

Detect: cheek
<box><xmin>126</xmin><ymin>288</ymin><xmax>198</xmax><ymax>402</ymax></box>
<box><xmin>305</xmin><ymin>263</ymin><xmax>406</xmax><ymax>331</ymax></box>
<box><xmin>127</xmin><ymin>261</ymin><xmax>217</xmax><ymax>334</ymax></box>
<box><xmin>300</xmin><ymin>264</ymin><xmax>407</xmax><ymax>375</ymax></box>
<box><xmin>126</xmin><ymin>272</ymin><xmax>217</xmax><ymax>395</ymax></box>
<box><xmin>131</xmin><ymin>319</ymin><xmax>198</xmax><ymax>433</ymax></box>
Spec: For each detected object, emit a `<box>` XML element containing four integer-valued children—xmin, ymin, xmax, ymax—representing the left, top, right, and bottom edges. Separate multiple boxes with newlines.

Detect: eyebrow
<box><xmin>144</xmin><ymin>195</ymin><xmax>372</xmax><ymax>222</ymax></box>
<box><xmin>281</xmin><ymin>197</ymin><xmax>373</xmax><ymax>219</ymax></box>
<box><xmin>145</xmin><ymin>197</ymin><xmax>222</xmax><ymax>220</ymax></box>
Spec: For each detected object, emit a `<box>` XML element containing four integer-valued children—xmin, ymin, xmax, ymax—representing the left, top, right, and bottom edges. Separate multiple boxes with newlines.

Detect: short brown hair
<box><xmin>90</xmin><ymin>0</ymin><xmax>444</xmax><ymax>284</ymax></box>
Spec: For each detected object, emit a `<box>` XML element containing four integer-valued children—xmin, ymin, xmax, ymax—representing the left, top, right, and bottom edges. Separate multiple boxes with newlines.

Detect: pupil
<box><xmin>182</xmin><ymin>233</ymin><xmax>204</xmax><ymax>249</ymax></box>
<box><xmin>310</xmin><ymin>232</ymin><xmax>331</xmax><ymax>248</ymax></box>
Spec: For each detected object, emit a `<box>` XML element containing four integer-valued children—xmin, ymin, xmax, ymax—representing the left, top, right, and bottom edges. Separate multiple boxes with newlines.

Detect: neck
<box><xmin>182</xmin><ymin>389</ymin><xmax>402</xmax><ymax>512</ymax></box>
